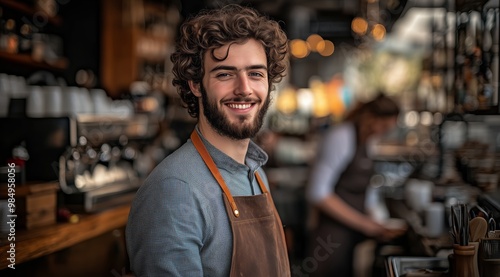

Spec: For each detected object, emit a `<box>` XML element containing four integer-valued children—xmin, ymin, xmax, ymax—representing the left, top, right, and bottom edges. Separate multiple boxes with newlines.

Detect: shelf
<box><xmin>0</xmin><ymin>204</ymin><xmax>131</xmax><ymax>269</ymax></box>
<box><xmin>0</xmin><ymin>50</ymin><xmax>68</xmax><ymax>71</ymax></box>
<box><xmin>0</xmin><ymin>181</ymin><xmax>59</xmax><ymax>198</ymax></box>
<box><xmin>465</xmin><ymin>105</ymin><xmax>500</xmax><ymax>115</ymax></box>
<box><xmin>0</xmin><ymin>0</ymin><xmax>62</xmax><ymax>26</ymax></box>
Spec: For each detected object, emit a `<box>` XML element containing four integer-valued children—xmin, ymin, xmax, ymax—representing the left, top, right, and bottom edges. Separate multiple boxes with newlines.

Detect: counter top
<box><xmin>0</xmin><ymin>204</ymin><xmax>130</xmax><ymax>269</ymax></box>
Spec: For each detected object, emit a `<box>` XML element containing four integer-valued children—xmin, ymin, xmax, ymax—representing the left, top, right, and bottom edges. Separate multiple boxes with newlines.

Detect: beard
<box><xmin>200</xmin><ymin>84</ymin><xmax>271</xmax><ymax>140</ymax></box>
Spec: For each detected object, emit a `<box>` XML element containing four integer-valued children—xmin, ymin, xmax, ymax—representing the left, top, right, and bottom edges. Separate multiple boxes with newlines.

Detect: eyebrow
<box><xmin>209</xmin><ymin>64</ymin><xmax>268</xmax><ymax>73</ymax></box>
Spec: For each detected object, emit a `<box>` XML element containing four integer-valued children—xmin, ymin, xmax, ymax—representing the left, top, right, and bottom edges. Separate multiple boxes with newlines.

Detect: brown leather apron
<box><xmin>191</xmin><ymin>131</ymin><xmax>291</xmax><ymax>277</ymax></box>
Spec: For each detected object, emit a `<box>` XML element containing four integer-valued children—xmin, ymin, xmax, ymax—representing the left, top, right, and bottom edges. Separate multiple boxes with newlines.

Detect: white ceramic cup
<box><xmin>405</xmin><ymin>179</ymin><xmax>434</xmax><ymax>212</ymax></box>
<box><xmin>26</xmin><ymin>86</ymin><xmax>46</xmax><ymax>117</ymax></box>
<box><xmin>0</xmin><ymin>200</ymin><xmax>9</xmax><ymax>233</ymax></box>
<box><xmin>63</xmin><ymin>86</ymin><xmax>82</xmax><ymax>116</ymax></box>
<box><xmin>79</xmin><ymin>87</ymin><xmax>94</xmax><ymax>114</ymax></box>
<box><xmin>8</xmin><ymin>75</ymin><xmax>27</xmax><ymax>99</ymax></box>
<box><xmin>90</xmin><ymin>88</ymin><xmax>110</xmax><ymax>115</ymax></box>
<box><xmin>44</xmin><ymin>86</ymin><xmax>63</xmax><ymax>117</ymax></box>
<box><xmin>0</xmin><ymin>74</ymin><xmax>11</xmax><ymax>116</ymax></box>
<box><xmin>425</xmin><ymin>202</ymin><xmax>445</xmax><ymax>238</ymax></box>
<box><xmin>111</xmin><ymin>100</ymin><xmax>134</xmax><ymax>117</ymax></box>
<box><xmin>0</xmin><ymin>73</ymin><xmax>10</xmax><ymax>94</ymax></box>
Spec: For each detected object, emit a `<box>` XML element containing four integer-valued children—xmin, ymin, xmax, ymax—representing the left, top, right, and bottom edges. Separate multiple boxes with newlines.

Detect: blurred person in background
<box><xmin>126</xmin><ymin>4</ymin><xmax>291</xmax><ymax>276</ymax></box>
<box><xmin>305</xmin><ymin>93</ymin><xmax>405</xmax><ymax>276</ymax></box>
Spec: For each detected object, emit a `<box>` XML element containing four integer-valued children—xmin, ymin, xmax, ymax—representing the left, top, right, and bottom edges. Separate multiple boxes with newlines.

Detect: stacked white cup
<box><xmin>91</xmin><ymin>88</ymin><xmax>112</xmax><ymax>115</ymax></box>
<box><xmin>0</xmin><ymin>74</ymin><xmax>10</xmax><ymax>117</ymax></box>
<box><xmin>44</xmin><ymin>86</ymin><xmax>63</xmax><ymax>117</ymax></box>
<box><xmin>26</xmin><ymin>86</ymin><xmax>46</xmax><ymax>117</ymax></box>
<box><xmin>79</xmin><ymin>87</ymin><xmax>94</xmax><ymax>114</ymax></box>
<box><xmin>63</xmin><ymin>86</ymin><xmax>82</xmax><ymax>116</ymax></box>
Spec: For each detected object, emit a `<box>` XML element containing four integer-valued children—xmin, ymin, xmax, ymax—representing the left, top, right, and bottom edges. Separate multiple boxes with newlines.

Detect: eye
<box><xmin>249</xmin><ymin>71</ymin><xmax>266</xmax><ymax>78</ymax></box>
<box><xmin>217</xmin><ymin>73</ymin><xmax>230</xmax><ymax>77</ymax></box>
<box><xmin>215</xmin><ymin>72</ymin><xmax>233</xmax><ymax>80</ymax></box>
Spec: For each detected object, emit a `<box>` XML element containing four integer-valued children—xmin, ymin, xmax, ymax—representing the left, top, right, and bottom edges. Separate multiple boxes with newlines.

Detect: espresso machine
<box><xmin>0</xmin><ymin>114</ymin><xmax>160</xmax><ymax>213</ymax></box>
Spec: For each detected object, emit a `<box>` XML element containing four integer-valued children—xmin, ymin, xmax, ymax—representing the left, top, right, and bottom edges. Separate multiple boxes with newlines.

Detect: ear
<box><xmin>188</xmin><ymin>80</ymin><xmax>202</xmax><ymax>97</ymax></box>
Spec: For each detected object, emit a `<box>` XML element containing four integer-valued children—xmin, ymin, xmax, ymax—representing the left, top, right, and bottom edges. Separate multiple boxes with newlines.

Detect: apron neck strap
<box><xmin>190</xmin><ymin>130</ymin><xmax>268</xmax><ymax>217</ymax></box>
<box><xmin>255</xmin><ymin>171</ymin><xmax>268</xmax><ymax>194</ymax></box>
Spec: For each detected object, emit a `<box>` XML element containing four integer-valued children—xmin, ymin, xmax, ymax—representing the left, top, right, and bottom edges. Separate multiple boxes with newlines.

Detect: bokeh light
<box><xmin>306</xmin><ymin>34</ymin><xmax>324</xmax><ymax>52</ymax></box>
<box><xmin>318</xmin><ymin>40</ymin><xmax>335</xmax><ymax>56</ymax></box>
<box><xmin>290</xmin><ymin>39</ymin><xmax>310</xmax><ymax>58</ymax></box>
<box><xmin>371</xmin><ymin>24</ymin><xmax>386</xmax><ymax>41</ymax></box>
<box><xmin>351</xmin><ymin>17</ymin><xmax>368</xmax><ymax>35</ymax></box>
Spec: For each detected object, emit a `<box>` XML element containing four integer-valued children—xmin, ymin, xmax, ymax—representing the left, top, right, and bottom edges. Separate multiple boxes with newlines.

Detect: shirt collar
<box><xmin>194</xmin><ymin>126</ymin><xmax>268</xmax><ymax>173</ymax></box>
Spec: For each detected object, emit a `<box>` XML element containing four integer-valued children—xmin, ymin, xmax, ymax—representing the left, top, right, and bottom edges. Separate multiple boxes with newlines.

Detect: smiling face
<box><xmin>190</xmin><ymin>39</ymin><xmax>270</xmax><ymax>140</ymax></box>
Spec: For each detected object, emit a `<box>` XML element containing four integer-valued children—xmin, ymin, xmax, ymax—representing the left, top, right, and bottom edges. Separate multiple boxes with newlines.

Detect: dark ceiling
<box><xmin>177</xmin><ymin>0</ymin><xmax>407</xmax><ymax>41</ymax></box>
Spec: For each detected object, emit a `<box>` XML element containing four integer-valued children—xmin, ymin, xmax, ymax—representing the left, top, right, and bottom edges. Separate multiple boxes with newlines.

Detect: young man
<box><xmin>126</xmin><ymin>4</ymin><xmax>290</xmax><ymax>276</ymax></box>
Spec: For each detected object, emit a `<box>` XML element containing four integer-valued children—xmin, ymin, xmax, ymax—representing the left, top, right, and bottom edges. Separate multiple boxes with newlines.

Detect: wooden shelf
<box><xmin>0</xmin><ymin>181</ymin><xmax>59</xmax><ymax>198</ymax></box>
<box><xmin>0</xmin><ymin>0</ymin><xmax>63</xmax><ymax>26</ymax></box>
<box><xmin>0</xmin><ymin>204</ymin><xmax>131</xmax><ymax>269</ymax></box>
<box><xmin>101</xmin><ymin>0</ymin><xmax>177</xmax><ymax>97</ymax></box>
<box><xmin>0</xmin><ymin>50</ymin><xmax>68</xmax><ymax>71</ymax></box>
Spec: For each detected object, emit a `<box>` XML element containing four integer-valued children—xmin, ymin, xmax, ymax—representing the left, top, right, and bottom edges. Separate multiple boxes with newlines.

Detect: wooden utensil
<box><xmin>470</xmin><ymin>217</ymin><xmax>488</xmax><ymax>242</ymax></box>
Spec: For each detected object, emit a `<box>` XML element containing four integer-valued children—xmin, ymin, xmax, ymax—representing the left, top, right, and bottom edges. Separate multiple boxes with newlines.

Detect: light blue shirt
<box><xmin>126</xmin><ymin>127</ymin><xmax>269</xmax><ymax>276</ymax></box>
<box><xmin>306</xmin><ymin>123</ymin><xmax>356</xmax><ymax>204</ymax></box>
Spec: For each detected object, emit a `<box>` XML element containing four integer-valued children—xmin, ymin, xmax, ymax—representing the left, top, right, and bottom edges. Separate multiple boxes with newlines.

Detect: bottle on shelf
<box><xmin>18</xmin><ymin>23</ymin><xmax>33</xmax><ymax>54</ymax></box>
<box><xmin>0</xmin><ymin>18</ymin><xmax>18</xmax><ymax>53</ymax></box>
<box><xmin>0</xmin><ymin>6</ymin><xmax>3</xmax><ymax>49</ymax></box>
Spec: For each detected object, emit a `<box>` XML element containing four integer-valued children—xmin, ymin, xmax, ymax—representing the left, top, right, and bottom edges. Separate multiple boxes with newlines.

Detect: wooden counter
<box><xmin>0</xmin><ymin>204</ymin><xmax>130</xmax><ymax>269</ymax></box>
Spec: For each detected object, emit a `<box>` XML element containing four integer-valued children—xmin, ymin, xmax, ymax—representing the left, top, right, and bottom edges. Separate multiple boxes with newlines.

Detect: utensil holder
<box><xmin>469</xmin><ymin>241</ymin><xmax>480</xmax><ymax>277</ymax></box>
<box><xmin>452</xmin><ymin>244</ymin><xmax>476</xmax><ymax>277</ymax></box>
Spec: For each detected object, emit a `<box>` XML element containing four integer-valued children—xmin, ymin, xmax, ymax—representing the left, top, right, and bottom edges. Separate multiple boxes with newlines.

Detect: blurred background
<box><xmin>0</xmin><ymin>0</ymin><xmax>499</xmax><ymax>276</ymax></box>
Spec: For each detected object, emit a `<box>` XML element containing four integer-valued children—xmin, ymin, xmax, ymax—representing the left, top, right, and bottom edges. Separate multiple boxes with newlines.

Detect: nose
<box><xmin>235</xmin><ymin>73</ymin><xmax>251</xmax><ymax>96</ymax></box>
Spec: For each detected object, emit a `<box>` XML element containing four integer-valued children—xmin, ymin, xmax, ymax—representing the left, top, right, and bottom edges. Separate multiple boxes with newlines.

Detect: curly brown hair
<box><xmin>171</xmin><ymin>4</ymin><xmax>289</xmax><ymax>118</ymax></box>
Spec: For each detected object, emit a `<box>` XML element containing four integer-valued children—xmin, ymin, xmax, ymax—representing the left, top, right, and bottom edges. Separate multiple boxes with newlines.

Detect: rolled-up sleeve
<box><xmin>306</xmin><ymin>125</ymin><xmax>356</xmax><ymax>204</ymax></box>
<box><xmin>126</xmin><ymin>177</ymin><xmax>206</xmax><ymax>277</ymax></box>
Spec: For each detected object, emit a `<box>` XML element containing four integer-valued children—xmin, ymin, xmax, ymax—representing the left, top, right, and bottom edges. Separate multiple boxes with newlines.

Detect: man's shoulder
<box><xmin>137</xmin><ymin>140</ymin><xmax>215</xmax><ymax>195</ymax></box>
<box><xmin>150</xmin><ymin>141</ymin><xmax>200</xmax><ymax>177</ymax></box>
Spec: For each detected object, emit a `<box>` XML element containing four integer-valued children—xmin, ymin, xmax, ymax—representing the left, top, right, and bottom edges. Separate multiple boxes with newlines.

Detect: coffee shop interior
<box><xmin>0</xmin><ymin>0</ymin><xmax>500</xmax><ymax>276</ymax></box>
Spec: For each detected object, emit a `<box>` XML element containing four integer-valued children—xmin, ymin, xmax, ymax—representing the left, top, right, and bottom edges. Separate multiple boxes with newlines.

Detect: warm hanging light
<box><xmin>325</xmin><ymin>75</ymin><xmax>346</xmax><ymax>118</ymax></box>
<box><xmin>276</xmin><ymin>87</ymin><xmax>298</xmax><ymax>114</ymax></box>
<box><xmin>290</xmin><ymin>39</ymin><xmax>310</xmax><ymax>58</ymax></box>
<box><xmin>296</xmin><ymin>88</ymin><xmax>314</xmax><ymax>115</ymax></box>
<box><xmin>318</xmin><ymin>40</ymin><xmax>335</xmax><ymax>56</ymax></box>
<box><xmin>310</xmin><ymin>78</ymin><xmax>330</xmax><ymax>118</ymax></box>
<box><xmin>351</xmin><ymin>17</ymin><xmax>368</xmax><ymax>35</ymax></box>
<box><xmin>306</xmin><ymin>34</ymin><xmax>324</xmax><ymax>52</ymax></box>
<box><xmin>371</xmin><ymin>24</ymin><xmax>386</xmax><ymax>41</ymax></box>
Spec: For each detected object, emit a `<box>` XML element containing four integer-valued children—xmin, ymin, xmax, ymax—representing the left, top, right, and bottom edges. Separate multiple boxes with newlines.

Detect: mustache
<box><xmin>221</xmin><ymin>97</ymin><xmax>261</xmax><ymax>103</ymax></box>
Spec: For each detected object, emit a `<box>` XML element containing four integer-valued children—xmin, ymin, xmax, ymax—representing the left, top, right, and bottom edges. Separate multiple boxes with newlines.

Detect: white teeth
<box><xmin>228</xmin><ymin>103</ymin><xmax>251</xmax><ymax>109</ymax></box>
